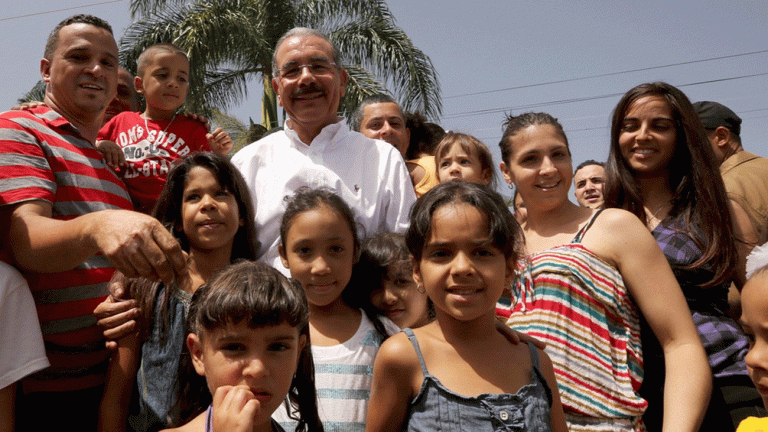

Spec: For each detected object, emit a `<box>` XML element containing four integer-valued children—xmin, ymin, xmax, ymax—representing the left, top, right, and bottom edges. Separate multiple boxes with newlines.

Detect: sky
<box><xmin>1</xmin><ymin>0</ymin><xmax>766</xmax><ymax>199</ymax></box>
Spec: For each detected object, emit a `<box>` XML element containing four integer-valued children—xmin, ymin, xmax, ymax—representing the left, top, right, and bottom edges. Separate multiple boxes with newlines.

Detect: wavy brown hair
<box><xmin>603</xmin><ymin>82</ymin><xmax>736</xmax><ymax>288</ymax></box>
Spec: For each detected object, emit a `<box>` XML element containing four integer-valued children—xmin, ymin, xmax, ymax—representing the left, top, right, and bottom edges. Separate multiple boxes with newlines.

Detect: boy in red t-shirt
<box><xmin>97</xmin><ymin>43</ymin><xmax>232</xmax><ymax>213</ymax></box>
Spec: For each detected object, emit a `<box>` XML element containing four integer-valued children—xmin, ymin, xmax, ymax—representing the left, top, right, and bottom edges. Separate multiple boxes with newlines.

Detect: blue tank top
<box><xmin>402</xmin><ymin>328</ymin><xmax>554</xmax><ymax>432</ymax></box>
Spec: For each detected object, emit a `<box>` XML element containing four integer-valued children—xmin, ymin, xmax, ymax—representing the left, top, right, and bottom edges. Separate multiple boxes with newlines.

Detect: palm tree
<box><xmin>121</xmin><ymin>0</ymin><xmax>441</xmax><ymax>129</ymax></box>
<box><xmin>17</xmin><ymin>81</ymin><xmax>45</xmax><ymax>105</ymax></box>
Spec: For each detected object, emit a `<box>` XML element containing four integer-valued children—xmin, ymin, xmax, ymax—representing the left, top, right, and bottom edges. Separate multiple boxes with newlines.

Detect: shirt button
<box><xmin>499</xmin><ymin>410</ymin><xmax>509</xmax><ymax>421</ymax></box>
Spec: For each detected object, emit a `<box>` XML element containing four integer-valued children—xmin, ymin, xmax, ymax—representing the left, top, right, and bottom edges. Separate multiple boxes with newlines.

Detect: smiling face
<box><xmin>189</xmin><ymin>321</ymin><xmax>306</xmax><ymax>428</ymax></box>
<box><xmin>413</xmin><ymin>202</ymin><xmax>513</xmax><ymax>323</ymax></box>
<box><xmin>740</xmin><ymin>271</ymin><xmax>768</xmax><ymax>409</ymax></box>
<box><xmin>360</xmin><ymin>102</ymin><xmax>410</xmax><ymax>157</ymax></box>
<box><xmin>272</xmin><ymin>35</ymin><xmax>348</xmax><ymax>140</ymax></box>
<box><xmin>370</xmin><ymin>263</ymin><xmax>431</xmax><ymax>328</ymax></box>
<box><xmin>279</xmin><ymin>204</ymin><xmax>356</xmax><ymax>310</ymax></box>
<box><xmin>135</xmin><ymin>50</ymin><xmax>189</xmax><ymax>118</ymax></box>
<box><xmin>499</xmin><ymin>124</ymin><xmax>572</xmax><ymax>211</ymax></box>
<box><xmin>437</xmin><ymin>143</ymin><xmax>491</xmax><ymax>186</ymax></box>
<box><xmin>573</xmin><ymin>164</ymin><xmax>605</xmax><ymax>208</ymax></box>
<box><xmin>618</xmin><ymin>96</ymin><xmax>677</xmax><ymax>179</ymax></box>
<box><xmin>180</xmin><ymin>166</ymin><xmax>243</xmax><ymax>255</ymax></box>
<box><xmin>41</xmin><ymin>22</ymin><xmax>118</xmax><ymax>124</ymax></box>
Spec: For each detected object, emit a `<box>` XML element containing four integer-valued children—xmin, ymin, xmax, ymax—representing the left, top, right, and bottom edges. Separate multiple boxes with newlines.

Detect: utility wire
<box><xmin>0</xmin><ymin>1</ymin><xmax>123</xmax><ymax>22</ymax></box>
<box><xmin>444</xmin><ymin>72</ymin><xmax>768</xmax><ymax>119</ymax></box>
<box><xmin>445</xmin><ymin>49</ymin><xmax>768</xmax><ymax>99</ymax></box>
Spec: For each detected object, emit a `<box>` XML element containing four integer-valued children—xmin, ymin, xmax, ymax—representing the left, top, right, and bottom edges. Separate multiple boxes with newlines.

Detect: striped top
<box><xmin>497</xmin><ymin>211</ymin><xmax>646</xmax><ymax>431</ymax></box>
<box><xmin>0</xmin><ymin>107</ymin><xmax>132</xmax><ymax>392</ymax></box>
<box><xmin>273</xmin><ymin>311</ymin><xmax>398</xmax><ymax>432</ymax></box>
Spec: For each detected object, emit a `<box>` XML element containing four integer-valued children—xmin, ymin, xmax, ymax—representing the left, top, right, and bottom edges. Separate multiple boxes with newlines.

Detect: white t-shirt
<box><xmin>0</xmin><ymin>261</ymin><xmax>49</xmax><ymax>389</ymax></box>
<box><xmin>273</xmin><ymin>312</ymin><xmax>399</xmax><ymax>432</ymax></box>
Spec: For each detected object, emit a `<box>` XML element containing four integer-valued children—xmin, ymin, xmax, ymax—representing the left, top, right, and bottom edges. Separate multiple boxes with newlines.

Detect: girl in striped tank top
<box><xmin>497</xmin><ymin>112</ymin><xmax>710</xmax><ymax>432</ymax></box>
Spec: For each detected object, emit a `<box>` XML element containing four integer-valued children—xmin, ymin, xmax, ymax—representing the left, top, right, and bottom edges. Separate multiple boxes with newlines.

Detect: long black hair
<box><xmin>603</xmin><ymin>82</ymin><xmax>736</xmax><ymax>287</ymax></box>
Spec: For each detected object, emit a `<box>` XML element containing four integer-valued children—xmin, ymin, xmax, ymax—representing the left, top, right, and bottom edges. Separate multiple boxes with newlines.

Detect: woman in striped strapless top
<box><xmin>496</xmin><ymin>112</ymin><xmax>710</xmax><ymax>432</ymax></box>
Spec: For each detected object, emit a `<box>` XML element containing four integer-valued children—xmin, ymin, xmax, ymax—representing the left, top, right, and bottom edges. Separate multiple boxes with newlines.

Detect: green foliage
<box><xmin>17</xmin><ymin>80</ymin><xmax>45</xmax><ymax>104</ymax></box>
<box><xmin>121</xmin><ymin>0</ymin><xmax>441</xmax><ymax>127</ymax></box>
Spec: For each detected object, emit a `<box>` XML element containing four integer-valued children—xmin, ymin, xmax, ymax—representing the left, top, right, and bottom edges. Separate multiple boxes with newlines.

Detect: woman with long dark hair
<box><xmin>604</xmin><ymin>81</ymin><xmax>763</xmax><ymax>430</ymax></box>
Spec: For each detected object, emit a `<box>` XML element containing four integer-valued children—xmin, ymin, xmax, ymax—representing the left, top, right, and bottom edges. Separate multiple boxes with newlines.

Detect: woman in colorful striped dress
<box><xmin>496</xmin><ymin>112</ymin><xmax>710</xmax><ymax>432</ymax></box>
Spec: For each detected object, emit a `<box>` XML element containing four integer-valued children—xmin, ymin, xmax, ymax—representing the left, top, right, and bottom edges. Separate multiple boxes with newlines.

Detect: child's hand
<box><xmin>207</xmin><ymin>128</ymin><xmax>234</xmax><ymax>155</ymax></box>
<box><xmin>212</xmin><ymin>385</ymin><xmax>261</xmax><ymax>432</ymax></box>
<box><xmin>495</xmin><ymin>318</ymin><xmax>546</xmax><ymax>349</ymax></box>
<box><xmin>11</xmin><ymin>101</ymin><xmax>46</xmax><ymax>110</ymax></box>
<box><xmin>96</xmin><ymin>140</ymin><xmax>127</xmax><ymax>168</ymax></box>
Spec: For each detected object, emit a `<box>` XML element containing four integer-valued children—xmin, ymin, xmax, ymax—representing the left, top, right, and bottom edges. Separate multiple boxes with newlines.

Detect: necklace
<box><xmin>143</xmin><ymin>112</ymin><xmax>177</xmax><ymax>142</ymax></box>
<box><xmin>646</xmin><ymin>201</ymin><xmax>671</xmax><ymax>221</ymax></box>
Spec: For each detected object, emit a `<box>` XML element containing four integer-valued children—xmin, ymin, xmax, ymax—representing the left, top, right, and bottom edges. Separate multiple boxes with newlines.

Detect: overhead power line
<box><xmin>0</xmin><ymin>0</ymin><xmax>123</xmax><ymax>22</ymax></box>
<box><xmin>445</xmin><ymin>49</ymin><xmax>768</xmax><ymax>100</ymax></box>
<box><xmin>444</xmin><ymin>72</ymin><xmax>768</xmax><ymax>119</ymax></box>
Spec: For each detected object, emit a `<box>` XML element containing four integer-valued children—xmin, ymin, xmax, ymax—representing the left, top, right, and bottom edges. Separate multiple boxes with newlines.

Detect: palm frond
<box><xmin>331</xmin><ymin>17</ymin><xmax>442</xmax><ymax>119</ymax></box>
<box><xmin>18</xmin><ymin>81</ymin><xmax>46</xmax><ymax>104</ymax></box>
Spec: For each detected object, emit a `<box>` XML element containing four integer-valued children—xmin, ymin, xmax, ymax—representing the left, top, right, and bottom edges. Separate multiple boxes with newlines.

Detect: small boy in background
<box><xmin>737</xmin><ymin>242</ymin><xmax>768</xmax><ymax>431</ymax></box>
<box><xmin>97</xmin><ymin>43</ymin><xmax>232</xmax><ymax>213</ymax></box>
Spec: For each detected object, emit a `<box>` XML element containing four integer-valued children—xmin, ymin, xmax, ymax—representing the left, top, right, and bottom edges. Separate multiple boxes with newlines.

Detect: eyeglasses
<box><xmin>277</xmin><ymin>60</ymin><xmax>337</xmax><ymax>80</ymax></box>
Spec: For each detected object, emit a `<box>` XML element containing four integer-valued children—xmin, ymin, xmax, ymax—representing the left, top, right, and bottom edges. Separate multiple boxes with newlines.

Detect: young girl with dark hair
<box><xmin>168</xmin><ymin>260</ymin><xmax>322</xmax><ymax>432</ymax></box>
<box><xmin>275</xmin><ymin>187</ymin><xmax>398</xmax><ymax>432</ymax></box>
<box><xmin>354</xmin><ymin>232</ymin><xmax>433</xmax><ymax>329</ymax></box>
<box><xmin>366</xmin><ymin>181</ymin><xmax>567</xmax><ymax>432</ymax></box>
<box><xmin>98</xmin><ymin>152</ymin><xmax>258</xmax><ymax>432</ymax></box>
<box><xmin>434</xmin><ymin>131</ymin><xmax>497</xmax><ymax>189</ymax></box>
<box><xmin>497</xmin><ymin>112</ymin><xmax>710</xmax><ymax>431</ymax></box>
<box><xmin>604</xmin><ymin>82</ymin><xmax>762</xmax><ymax>430</ymax></box>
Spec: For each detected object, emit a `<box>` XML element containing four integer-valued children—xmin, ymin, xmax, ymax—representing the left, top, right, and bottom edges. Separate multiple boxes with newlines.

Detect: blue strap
<box><xmin>403</xmin><ymin>328</ymin><xmax>429</xmax><ymax>376</ymax></box>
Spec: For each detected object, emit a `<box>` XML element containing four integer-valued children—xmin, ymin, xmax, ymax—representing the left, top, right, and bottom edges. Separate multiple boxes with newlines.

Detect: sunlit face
<box><xmin>573</xmin><ymin>164</ymin><xmax>605</xmax><ymax>209</ymax></box>
<box><xmin>618</xmin><ymin>96</ymin><xmax>677</xmax><ymax>179</ymax></box>
<box><xmin>499</xmin><ymin>124</ymin><xmax>571</xmax><ymax>211</ymax></box>
<box><xmin>135</xmin><ymin>51</ymin><xmax>189</xmax><ymax>116</ymax></box>
<box><xmin>280</xmin><ymin>205</ymin><xmax>356</xmax><ymax>310</ymax></box>
<box><xmin>360</xmin><ymin>102</ymin><xmax>410</xmax><ymax>157</ymax></box>
<box><xmin>413</xmin><ymin>203</ymin><xmax>513</xmax><ymax>323</ymax></box>
<box><xmin>41</xmin><ymin>23</ymin><xmax>118</xmax><ymax>121</ymax></box>
<box><xmin>370</xmin><ymin>263</ymin><xmax>431</xmax><ymax>329</ymax></box>
<box><xmin>104</xmin><ymin>68</ymin><xmax>137</xmax><ymax>123</ymax></box>
<box><xmin>272</xmin><ymin>35</ymin><xmax>348</xmax><ymax>136</ymax></box>
<box><xmin>740</xmin><ymin>271</ymin><xmax>768</xmax><ymax>410</ymax></box>
<box><xmin>189</xmin><ymin>322</ymin><xmax>306</xmax><ymax>428</ymax></box>
<box><xmin>437</xmin><ymin>143</ymin><xmax>491</xmax><ymax>185</ymax></box>
<box><xmin>180</xmin><ymin>166</ymin><xmax>243</xmax><ymax>255</ymax></box>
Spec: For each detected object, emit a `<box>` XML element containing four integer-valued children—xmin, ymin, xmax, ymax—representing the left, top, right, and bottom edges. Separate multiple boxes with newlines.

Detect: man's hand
<box><xmin>207</xmin><ymin>128</ymin><xmax>234</xmax><ymax>155</ymax></box>
<box><xmin>90</xmin><ymin>209</ymin><xmax>188</xmax><ymax>285</ymax></box>
<box><xmin>96</xmin><ymin>140</ymin><xmax>127</xmax><ymax>168</ymax></box>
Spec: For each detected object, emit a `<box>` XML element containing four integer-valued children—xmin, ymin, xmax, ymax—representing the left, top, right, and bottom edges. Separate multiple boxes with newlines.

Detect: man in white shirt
<box><xmin>231</xmin><ymin>28</ymin><xmax>416</xmax><ymax>275</ymax></box>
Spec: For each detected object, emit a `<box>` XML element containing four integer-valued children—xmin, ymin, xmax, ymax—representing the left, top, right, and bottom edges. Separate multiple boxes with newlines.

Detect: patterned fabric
<box><xmin>0</xmin><ymin>107</ymin><xmax>132</xmax><ymax>392</ymax></box>
<box><xmin>402</xmin><ymin>328</ymin><xmax>554</xmax><ymax>432</ymax></box>
<box><xmin>651</xmin><ymin>217</ymin><xmax>750</xmax><ymax>379</ymax></box>
<box><xmin>98</xmin><ymin>111</ymin><xmax>210</xmax><ymax>213</ymax></box>
<box><xmin>273</xmin><ymin>312</ymin><xmax>398</xmax><ymax>432</ymax></box>
<box><xmin>498</xmin><ymin>211</ymin><xmax>646</xmax><ymax>432</ymax></box>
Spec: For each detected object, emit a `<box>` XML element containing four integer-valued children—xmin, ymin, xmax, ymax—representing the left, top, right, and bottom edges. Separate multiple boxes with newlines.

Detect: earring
<box><xmin>507</xmin><ymin>182</ymin><xmax>514</xmax><ymax>190</ymax></box>
<box><xmin>416</xmin><ymin>284</ymin><xmax>426</xmax><ymax>294</ymax></box>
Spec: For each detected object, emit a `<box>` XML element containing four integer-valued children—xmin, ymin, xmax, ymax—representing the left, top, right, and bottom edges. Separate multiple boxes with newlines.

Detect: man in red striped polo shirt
<box><xmin>0</xmin><ymin>14</ymin><xmax>186</xmax><ymax>430</ymax></box>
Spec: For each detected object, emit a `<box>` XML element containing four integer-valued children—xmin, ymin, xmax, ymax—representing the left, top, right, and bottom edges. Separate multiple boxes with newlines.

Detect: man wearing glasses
<box><xmin>231</xmin><ymin>27</ymin><xmax>416</xmax><ymax>276</ymax></box>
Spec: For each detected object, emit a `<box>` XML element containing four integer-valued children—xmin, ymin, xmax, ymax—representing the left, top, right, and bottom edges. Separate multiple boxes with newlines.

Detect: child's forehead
<box><xmin>144</xmin><ymin>49</ymin><xmax>189</xmax><ymax>71</ymax></box>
